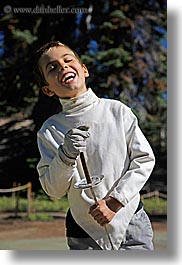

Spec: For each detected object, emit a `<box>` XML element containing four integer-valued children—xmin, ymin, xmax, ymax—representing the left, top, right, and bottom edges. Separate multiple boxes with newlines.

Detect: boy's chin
<box><xmin>58</xmin><ymin>86</ymin><xmax>87</xmax><ymax>99</ymax></box>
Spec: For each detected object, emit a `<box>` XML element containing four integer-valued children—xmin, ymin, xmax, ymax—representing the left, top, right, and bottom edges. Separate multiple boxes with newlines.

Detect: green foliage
<box><xmin>142</xmin><ymin>198</ymin><xmax>167</xmax><ymax>215</ymax></box>
<box><xmin>26</xmin><ymin>157</ymin><xmax>39</xmax><ymax>169</ymax></box>
<box><xmin>25</xmin><ymin>213</ymin><xmax>53</xmax><ymax>221</ymax></box>
<box><xmin>33</xmin><ymin>196</ymin><xmax>69</xmax><ymax>212</ymax></box>
<box><xmin>0</xmin><ymin>195</ymin><xmax>69</xmax><ymax>213</ymax></box>
<box><xmin>110</xmin><ymin>10</ymin><xmax>126</xmax><ymax>19</ymax></box>
<box><xmin>0</xmin><ymin>196</ymin><xmax>17</xmax><ymax>211</ymax></box>
<box><xmin>12</xmin><ymin>29</ymin><xmax>37</xmax><ymax>44</ymax></box>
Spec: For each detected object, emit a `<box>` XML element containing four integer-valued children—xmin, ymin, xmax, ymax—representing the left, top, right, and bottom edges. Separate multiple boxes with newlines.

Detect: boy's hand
<box><xmin>59</xmin><ymin>126</ymin><xmax>90</xmax><ymax>165</ymax></box>
<box><xmin>89</xmin><ymin>197</ymin><xmax>123</xmax><ymax>226</ymax></box>
<box><xmin>89</xmin><ymin>200</ymin><xmax>115</xmax><ymax>226</ymax></box>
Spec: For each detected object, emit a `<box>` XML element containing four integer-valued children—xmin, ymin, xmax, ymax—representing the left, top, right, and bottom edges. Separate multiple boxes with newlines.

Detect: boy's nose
<box><xmin>58</xmin><ymin>64</ymin><xmax>68</xmax><ymax>72</ymax></box>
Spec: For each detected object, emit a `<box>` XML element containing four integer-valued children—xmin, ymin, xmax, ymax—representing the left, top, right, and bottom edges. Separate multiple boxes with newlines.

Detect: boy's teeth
<box><xmin>62</xmin><ymin>73</ymin><xmax>76</xmax><ymax>83</ymax></box>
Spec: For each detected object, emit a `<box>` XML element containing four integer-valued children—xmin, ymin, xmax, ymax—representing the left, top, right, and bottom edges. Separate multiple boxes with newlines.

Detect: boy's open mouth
<box><xmin>61</xmin><ymin>72</ymin><xmax>76</xmax><ymax>84</ymax></box>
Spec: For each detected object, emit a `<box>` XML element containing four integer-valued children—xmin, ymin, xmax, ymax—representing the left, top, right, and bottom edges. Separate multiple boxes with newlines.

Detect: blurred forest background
<box><xmin>0</xmin><ymin>0</ymin><xmax>167</xmax><ymax>194</ymax></box>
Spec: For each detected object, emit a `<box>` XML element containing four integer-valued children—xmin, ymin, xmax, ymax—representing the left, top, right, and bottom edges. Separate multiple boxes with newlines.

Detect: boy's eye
<box><xmin>65</xmin><ymin>58</ymin><xmax>73</xmax><ymax>63</ymax></box>
<box><xmin>49</xmin><ymin>64</ymin><xmax>57</xmax><ymax>72</ymax></box>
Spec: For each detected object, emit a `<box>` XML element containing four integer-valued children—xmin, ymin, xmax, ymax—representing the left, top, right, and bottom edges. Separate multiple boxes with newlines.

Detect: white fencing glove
<box><xmin>59</xmin><ymin>126</ymin><xmax>90</xmax><ymax>165</ymax></box>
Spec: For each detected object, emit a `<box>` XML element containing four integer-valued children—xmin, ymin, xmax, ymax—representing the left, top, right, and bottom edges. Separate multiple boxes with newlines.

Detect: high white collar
<box><xmin>59</xmin><ymin>88</ymin><xmax>99</xmax><ymax>114</ymax></box>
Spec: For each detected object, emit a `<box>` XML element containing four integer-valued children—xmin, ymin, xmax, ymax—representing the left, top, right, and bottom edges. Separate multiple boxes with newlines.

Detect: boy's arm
<box><xmin>37</xmin><ymin>126</ymin><xmax>90</xmax><ymax>198</ymax></box>
<box><xmin>37</xmin><ymin>130</ymin><xmax>76</xmax><ymax>198</ymax></box>
<box><xmin>109</xmin><ymin>109</ymin><xmax>155</xmax><ymax>207</ymax></box>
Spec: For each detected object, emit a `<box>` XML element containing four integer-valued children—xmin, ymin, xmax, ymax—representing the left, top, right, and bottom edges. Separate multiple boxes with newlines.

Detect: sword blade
<box><xmin>80</xmin><ymin>152</ymin><xmax>115</xmax><ymax>250</ymax></box>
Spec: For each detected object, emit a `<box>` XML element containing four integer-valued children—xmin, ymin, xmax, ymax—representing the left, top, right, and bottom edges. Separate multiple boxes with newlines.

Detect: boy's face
<box><xmin>39</xmin><ymin>46</ymin><xmax>89</xmax><ymax>98</ymax></box>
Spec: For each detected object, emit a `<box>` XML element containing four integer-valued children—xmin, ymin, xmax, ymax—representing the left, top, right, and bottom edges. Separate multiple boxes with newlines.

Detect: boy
<box><xmin>34</xmin><ymin>41</ymin><xmax>155</xmax><ymax>250</ymax></box>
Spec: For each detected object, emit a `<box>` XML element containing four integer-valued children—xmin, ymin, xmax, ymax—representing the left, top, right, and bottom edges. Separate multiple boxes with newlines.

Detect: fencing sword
<box><xmin>74</xmin><ymin>152</ymin><xmax>115</xmax><ymax>250</ymax></box>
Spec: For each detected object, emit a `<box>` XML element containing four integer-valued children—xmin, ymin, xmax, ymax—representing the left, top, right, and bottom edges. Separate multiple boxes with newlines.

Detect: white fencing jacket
<box><xmin>37</xmin><ymin>88</ymin><xmax>155</xmax><ymax>250</ymax></box>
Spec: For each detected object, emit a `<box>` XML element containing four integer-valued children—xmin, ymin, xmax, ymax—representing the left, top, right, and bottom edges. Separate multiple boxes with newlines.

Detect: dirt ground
<box><xmin>0</xmin><ymin>217</ymin><xmax>66</xmax><ymax>241</ymax></box>
<box><xmin>0</xmin><ymin>213</ymin><xmax>167</xmax><ymax>250</ymax></box>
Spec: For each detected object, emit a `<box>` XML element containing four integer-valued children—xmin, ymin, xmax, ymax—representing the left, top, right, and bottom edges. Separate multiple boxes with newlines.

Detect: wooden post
<box><xmin>155</xmin><ymin>190</ymin><xmax>160</xmax><ymax>204</ymax></box>
<box><xmin>27</xmin><ymin>182</ymin><xmax>32</xmax><ymax>216</ymax></box>
<box><xmin>15</xmin><ymin>183</ymin><xmax>20</xmax><ymax>217</ymax></box>
<box><xmin>12</xmin><ymin>181</ymin><xmax>16</xmax><ymax>210</ymax></box>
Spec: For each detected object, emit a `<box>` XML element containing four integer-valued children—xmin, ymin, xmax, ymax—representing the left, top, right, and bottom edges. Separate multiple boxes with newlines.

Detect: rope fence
<box><xmin>0</xmin><ymin>182</ymin><xmax>32</xmax><ymax>216</ymax></box>
<box><xmin>0</xmin><ymin>183</ymin><xmax>31</xmax><ymax>193</ymax></box>
<box><xmin>141</xmin><ymin>190</ymin><xmax>167</xmax><ymax>200</ymax></box>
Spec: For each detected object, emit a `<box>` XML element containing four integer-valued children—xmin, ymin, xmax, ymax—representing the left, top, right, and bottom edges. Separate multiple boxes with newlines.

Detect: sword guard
<box><xmin>74</xmin><ymin>175</ymin><xmax>104</xmax><ymax>189</ymax></box>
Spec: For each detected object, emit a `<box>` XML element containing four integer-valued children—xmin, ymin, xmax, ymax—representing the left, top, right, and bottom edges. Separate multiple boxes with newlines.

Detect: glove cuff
<box><xmin>58</xmin><ymin>145</ymin><xmax>77</xmax><ymax>166</ymax></box>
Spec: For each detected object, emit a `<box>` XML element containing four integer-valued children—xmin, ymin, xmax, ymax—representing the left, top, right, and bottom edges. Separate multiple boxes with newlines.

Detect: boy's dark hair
<box><xmin>33</xmin><ymin>41</ymin><xmax>82</xmax><ymax>88</ymax></box>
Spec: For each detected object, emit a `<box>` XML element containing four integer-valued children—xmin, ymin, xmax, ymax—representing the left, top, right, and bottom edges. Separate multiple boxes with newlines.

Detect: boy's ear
<box><xmin>41</xmin><ymin>86</ymin><xmax>55</xmax><ymax>97</ymax></box>
<box><xmin>82</xmin><ymin>64</ymin><xmax>89</xmax><ymax>78</ymax></box>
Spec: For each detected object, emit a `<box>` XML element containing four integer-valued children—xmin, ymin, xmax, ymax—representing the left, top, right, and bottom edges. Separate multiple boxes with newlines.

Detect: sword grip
<box><xmin>80</xmin><ymin>152</ymin><xmax>92</xmax><ymax>184</ymax></box>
